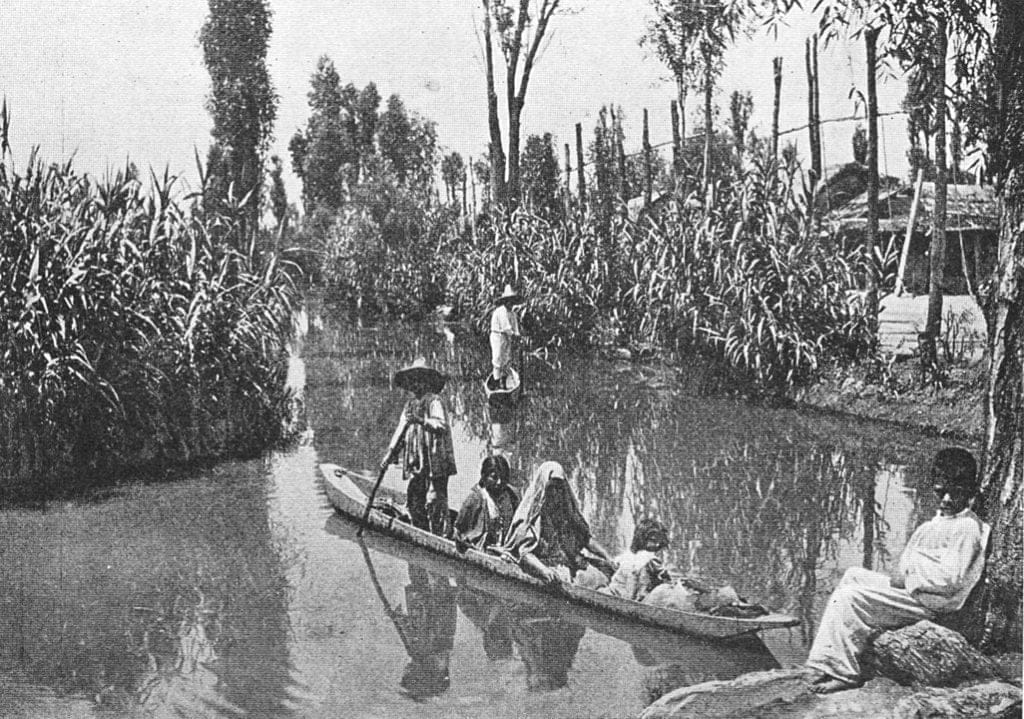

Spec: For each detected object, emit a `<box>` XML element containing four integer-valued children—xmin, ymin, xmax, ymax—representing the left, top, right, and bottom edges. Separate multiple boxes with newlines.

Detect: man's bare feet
<box><xmin>808</xmin><ymin>674</ymin><xmax>862</xmax><ymax>694</ymax></box>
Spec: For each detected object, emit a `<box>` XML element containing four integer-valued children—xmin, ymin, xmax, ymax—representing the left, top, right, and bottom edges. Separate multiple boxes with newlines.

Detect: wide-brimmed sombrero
<box><xmin>496</xmin><ymin>284</ymin><xmax>522</xmax><ymax>305</ymax></box>
<box><xmin>394</xmin><ymin>357</ymin><xmax>447</xmax><ymax>393</ymax></box>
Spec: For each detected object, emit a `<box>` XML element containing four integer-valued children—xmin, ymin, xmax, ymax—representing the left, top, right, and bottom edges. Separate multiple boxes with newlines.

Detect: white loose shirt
<box><xmin>898</xmin><ymin>508</ymin><xmax>990</xmax><ymax>613</ymax></box>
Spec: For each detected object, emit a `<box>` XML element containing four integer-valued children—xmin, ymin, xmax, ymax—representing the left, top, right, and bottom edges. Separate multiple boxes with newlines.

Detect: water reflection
<box><xmin>332</xmin><ymin>513</ymin><xmax>779</xmax><ymax>705</ymax></box>
<box><xmin>0</xmin><ymin>464</ymin><xmax>296</xmax><ymax>718</ymax></box>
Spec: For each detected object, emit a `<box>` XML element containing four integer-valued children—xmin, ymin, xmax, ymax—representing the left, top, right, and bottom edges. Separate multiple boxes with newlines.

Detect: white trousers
<box><xmin>806</xmin><ymin>567</ymin><xmax>934</xmax><ymax>683</ymax></box>
<box><xmin>490</xmin><ymin>332</ymin><xmax>513</xmax><ymax>376</ymax></box>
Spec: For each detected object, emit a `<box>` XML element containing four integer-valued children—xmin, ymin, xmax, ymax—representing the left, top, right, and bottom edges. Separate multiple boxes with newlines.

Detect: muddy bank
<box><xmin>795</xmin><ymin>357</ymin><xmax>986</xmax><ymax>442</ymax></box>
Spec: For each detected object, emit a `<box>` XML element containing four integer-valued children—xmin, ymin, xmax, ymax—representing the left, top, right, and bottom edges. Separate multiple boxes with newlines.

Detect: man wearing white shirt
<box><xmin>490</xmin><ymin>284</ymin><xmax>522</xmax><ymax>388</ymax></box>
<box><xmin>806</xmin><ymin>447</ymin><xmax>990</xmax><ymax>693</ymax></box>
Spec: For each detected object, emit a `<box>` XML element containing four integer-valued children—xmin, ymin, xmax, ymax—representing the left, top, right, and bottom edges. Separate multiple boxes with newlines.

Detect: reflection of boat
<box><xmin>321</xmin><ymin>464</ymin><xmax>800</xmax><ymax>640</ymax></box>
<box><xmin>331</xmin><ymin>512</ymin><xmax>778</xmax><ymax>675</ymax></box>
<box><xmin>483</xmin><ymin>367</ymin><xmax>521</xmax><ymax>405</ymax></box>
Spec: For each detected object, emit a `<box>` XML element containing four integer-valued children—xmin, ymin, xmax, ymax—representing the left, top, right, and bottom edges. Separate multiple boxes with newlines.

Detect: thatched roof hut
<box><xmin>827</xmin><ymin>182</ymin><xmax>999</xmax><ymax>295</ymax></box>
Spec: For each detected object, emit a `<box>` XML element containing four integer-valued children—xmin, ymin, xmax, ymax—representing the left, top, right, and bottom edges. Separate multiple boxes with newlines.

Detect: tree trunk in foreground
<box><xmin>968</xmin><ymin>0</ymin><xmax>1024</xmax><ymax>655</ymax></box>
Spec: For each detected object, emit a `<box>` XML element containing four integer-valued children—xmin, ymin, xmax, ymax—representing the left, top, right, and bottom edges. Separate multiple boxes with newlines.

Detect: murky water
<box><xmin>0</xmin><ymin>303</ymin><xmax>967</xmax><ymax>718</ymax></box>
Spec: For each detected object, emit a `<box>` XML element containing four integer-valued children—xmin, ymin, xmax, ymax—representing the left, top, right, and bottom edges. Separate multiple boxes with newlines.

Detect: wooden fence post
<box><xmin>643</xmin><ymin>108</ymin><xmax>653</xmax><ymax>209</ymax></box>
<box><xmin>671</xmin><ymin>99</ymin><xmax>681</xmax><ymax>178</ymax></box>
<box><xmin>772</xmin><ymin>57</ymin><xmax>783</xmax><ymax>162</ymax></box>
<box><xmin>575</xmin><ymin>122</ymin><xmax>586</xmax><ymax>207</ymax></box>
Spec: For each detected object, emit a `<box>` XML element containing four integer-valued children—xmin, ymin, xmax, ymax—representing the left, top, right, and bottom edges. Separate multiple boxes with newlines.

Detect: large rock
<box><xmin>638</xmin><ymin>668</ymin><xmax>811</xmax><ymax>719</ymax></box>
<box><xmin>892</xmin><ymin>681</ymin><xmax>1022</xmax><ymax>719</ymax></box>
<box><xmin>866</xmin><ymin>621</ymin><xmax>1000</xmax><ymax>686</ymax></box>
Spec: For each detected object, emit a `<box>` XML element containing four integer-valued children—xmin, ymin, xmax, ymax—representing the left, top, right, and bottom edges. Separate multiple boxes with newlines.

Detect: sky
<box><xmin>0</xmin><ymin>1</ymin><xmax>911</xmax><ymax>205</ymax></box>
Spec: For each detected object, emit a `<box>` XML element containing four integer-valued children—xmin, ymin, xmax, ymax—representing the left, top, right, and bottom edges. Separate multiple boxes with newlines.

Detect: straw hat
<box><xmin>394</xmin><ymin>357</ymin><xmax>447</xmax><ymax>393</ymax></box>
<box><xmin>496</xmin><ymin>284</ymin><xmax>522</xmax><ymax>305</ymax></box>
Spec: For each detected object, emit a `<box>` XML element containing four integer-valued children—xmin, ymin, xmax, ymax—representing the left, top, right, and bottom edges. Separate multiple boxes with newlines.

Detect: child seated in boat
<box><xmin>600</xmin><ymin>518</ymin><xmax>672</xmax><ymax>602</ymax></box>
<box><xmin>454</xmin><ymin>455</ymin><xmax>520</xmax><ymax>552</ymax></box>
<box><xmin>498</xmin><ymin>461</ymin><xmax>617</xmax><ymax>585</ymax></box>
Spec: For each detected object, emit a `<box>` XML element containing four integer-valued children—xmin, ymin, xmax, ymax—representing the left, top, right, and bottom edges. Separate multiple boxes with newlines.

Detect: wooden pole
<box><xmin>805</xmin><ymin>36</ymin><xmax>822</xmax><ymax>185</ymax></box>
<box><xmin>564</xmin><ymin>141</ymin><xmax>572</xmax><ymax>215</ymax></box>
<box><xmin>896</xmin><ymin>169</ymin><xmax>926</xmax><ymax>296</ymax></box>
<box><xmin>772</xmin><ymin>57</ymin><xmax>783</xmax><ymax>161</ymax></box>
<box><xmin>575</xmin><ymin>122</ymin><xmax>586</xmax><ymax>206</ymax></box>
<box><xmin>643</xmin><ymin>108</ymin><xmax>652</xmax><ymax>209</ymax></box>
<box><xmin>670</xmin><ymin>99</ymin><xmax>681</xmax><ymax>178</ymax></box>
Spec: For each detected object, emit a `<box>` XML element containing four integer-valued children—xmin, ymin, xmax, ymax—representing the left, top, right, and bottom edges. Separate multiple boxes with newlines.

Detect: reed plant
<box><xmin>315</xmin><ymin>150</ymin><xmax>874</xmax><ymax>394</ymax></box>
<box><xmin>1</xmin><ymin>153</ymin><xmax>298</xmax><ymax>497</ymax></box>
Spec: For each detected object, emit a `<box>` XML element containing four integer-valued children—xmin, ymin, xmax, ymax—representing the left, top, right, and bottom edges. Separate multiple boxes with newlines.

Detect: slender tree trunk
<box><xmin>643</xmin><ymin>108</ymin><xmax>653</xmax><ymax>209</ymax></box>
<box><xmin>970</xmin><ymin>0</ymin><xmax>1024</xmax><ymax>654</ymax></box>
<box><xmin>481</xmin><ymin>0</ymin><xmax>506</xmax><ymax>208</ymax></box>
<box><xmin>507</xmin><ymin>98</ymin><xmax>523</xmax><ymax>210</ymax></box>
<box><xmin>772</xmin><ymin>57</ymin><xmax>783</xmax><ymax>162</ymax></box>
<box><xmin>675</xmin><ymin>76</ymin><xmax>687</xmax><ymax>168</ymax></box>
<box><xmin>702</xmin><ymin>44</ymin><xmax>713</xmax><ymax>199</ymax></box>
<box><xmin>670</xmin><ymin>99</ymin><xmax>682</xmax><ymax>181</ymax></box>
<box><xmin>865</xmin><ymin>28</ymin><xmax>881</xmax><ymax>337</ymax></box>
<box><xmin>923</xmin><ymin>18</ymin><xmax>948</xmax><ymax>382</ymax></box>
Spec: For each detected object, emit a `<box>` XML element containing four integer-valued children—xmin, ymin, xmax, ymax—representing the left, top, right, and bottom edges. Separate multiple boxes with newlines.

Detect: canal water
<box><xmin>0</xmin><ymin>304</ymin><xmax>966</xmax><ymax>718</ymax></box>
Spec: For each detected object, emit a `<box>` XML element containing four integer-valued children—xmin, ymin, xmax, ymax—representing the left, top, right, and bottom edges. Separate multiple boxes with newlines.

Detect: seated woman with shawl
<box><xmin>453</xmin><ymin>455</ymin><xmax>520</xmax><ymax>552</ymax></box>
<box><xmin>499</xmin><ymin>461</ymin><xmax>616</xmax><ymax>584</ymax></box>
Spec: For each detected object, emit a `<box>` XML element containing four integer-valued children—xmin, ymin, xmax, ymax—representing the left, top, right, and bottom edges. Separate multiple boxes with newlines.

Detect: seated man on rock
<box><xmin>806</xmin><ymin>447</ymin><xmax>990</xmax><ymax>694</ymax></box>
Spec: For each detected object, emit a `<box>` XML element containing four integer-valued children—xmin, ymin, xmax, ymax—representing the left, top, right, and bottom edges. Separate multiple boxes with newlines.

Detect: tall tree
<box><xmin>479</xmin><ymin>0</ymin><xmax>565</xmax><ymax>209</ymax></box>
<box><xmin>967</xmin><ymin>0</ymin><xmax>1023</xmax><ymax>652</ymax></box>
<box><xmin>520</xmin><ymin>132</ymin><xmax>562</xmax><ymax>218</ymax></box>
<box><xmin>288</xmin><ymin>56</ymin><xmax>355</xmax><ymax>213</ymax></box>
<box><xmin>644</xmin><ymin>0</ymin><xmax>704</xmax><ymax>156</ymax></box>
<box><xmin>200</xmin><ymin>0</ymin><xmax>277</xmax><ymax>230</ymax></box>
<box><xmin>441</xmin><ymin>151</ymin><xmax>467</xmax><ymax>207</ymax></box>
<box><xmin>268</xmin><ymin>154</ymin><xmax>288</xmax><ymax>229</ymax></box>
<box><xmin>922</xmin><ymin>16</ymin><xmax>949</xmax><ymax>380</ymax></box>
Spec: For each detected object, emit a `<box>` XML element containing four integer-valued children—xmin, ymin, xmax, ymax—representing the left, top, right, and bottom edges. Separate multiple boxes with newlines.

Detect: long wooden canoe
<box><xmin>320</xmin><ymin>463</ymin><xmax>800</xmax><ymax>640</ymax></box>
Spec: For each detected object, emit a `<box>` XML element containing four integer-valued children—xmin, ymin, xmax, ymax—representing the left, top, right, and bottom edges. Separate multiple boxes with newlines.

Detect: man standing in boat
<box><xmin>489</xmin><ymin>284</ymin><xmax>522</xmax><ymax>390</ymax></box>
<box><xmin>381</xmin><ymin>358</ymin><xmax>457</xmax><ymax>536</ymax></box>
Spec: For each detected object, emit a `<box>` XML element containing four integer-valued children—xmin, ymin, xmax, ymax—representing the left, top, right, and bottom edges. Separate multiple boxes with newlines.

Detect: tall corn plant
<box><xmin>620</xmin><ymin>153</ymin><xmax>874</xmax><ymax>390</ymax></box>
<box><xmin>1</xmin><ymin>153</ymin><xmax>297</xmax><ymax>497</ymax></box>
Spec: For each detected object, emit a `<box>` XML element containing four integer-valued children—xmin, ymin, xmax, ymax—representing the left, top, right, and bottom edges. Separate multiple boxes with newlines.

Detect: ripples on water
<box><xmin>0</xmin><ymin>306</ymin><xmax>965</xmax><ymax>718</ymax></box>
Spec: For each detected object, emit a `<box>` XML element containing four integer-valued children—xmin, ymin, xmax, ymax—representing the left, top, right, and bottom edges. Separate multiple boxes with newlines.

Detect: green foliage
<box><xmin>289</xmin><ymin>57</ymin><xmax>371</xmax><ymax>213</ymax></box>
<box><xmin>0</xmin><ymin>154</ymin><xmax>298</xmax><ymax>495</ymax></box>
<box><xmin>319</xmin><ymin>161</ymin><xmax>458</xmax><ymax>318</ymax></box>
<box><xmin>378</xmin><ymin>94</ymin><xmax>437</xmax><ymax>189</ymax></box>
<box><xmin>445</xmin><ymin>154</ymin><xmax>875</xmax><ymax>393</ymax></box>
<box><xmin>199</xmin><ymin>0</ymin><xmax>277</xmax><ymax>221</ymax></box>
<box><xmin>267</xmin><ymin>154</ymin><xmax>288</xmax><ymax>227</ymax></box>
<box><xmin>520</xmin><ymin>133</ymin><xmax>562</xmax><ymax>219</ymax></box>
<box><xmin>441</xmin><ymin>151</ymin><xmax>467</xmax><ymax>207</ymax></box>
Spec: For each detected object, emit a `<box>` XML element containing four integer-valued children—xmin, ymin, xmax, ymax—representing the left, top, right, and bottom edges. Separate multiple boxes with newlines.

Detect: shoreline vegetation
<box><xmin>0</xmin><ymin>155</ymin><xmax>299</xmax><ymax>502</ymax></box>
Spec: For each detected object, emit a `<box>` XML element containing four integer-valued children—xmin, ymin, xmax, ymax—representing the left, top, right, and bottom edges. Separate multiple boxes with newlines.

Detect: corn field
<box><xmin>0</xmin><ymin>154</ymin><xmax>299</xmax><ymax>497</ymax></box>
